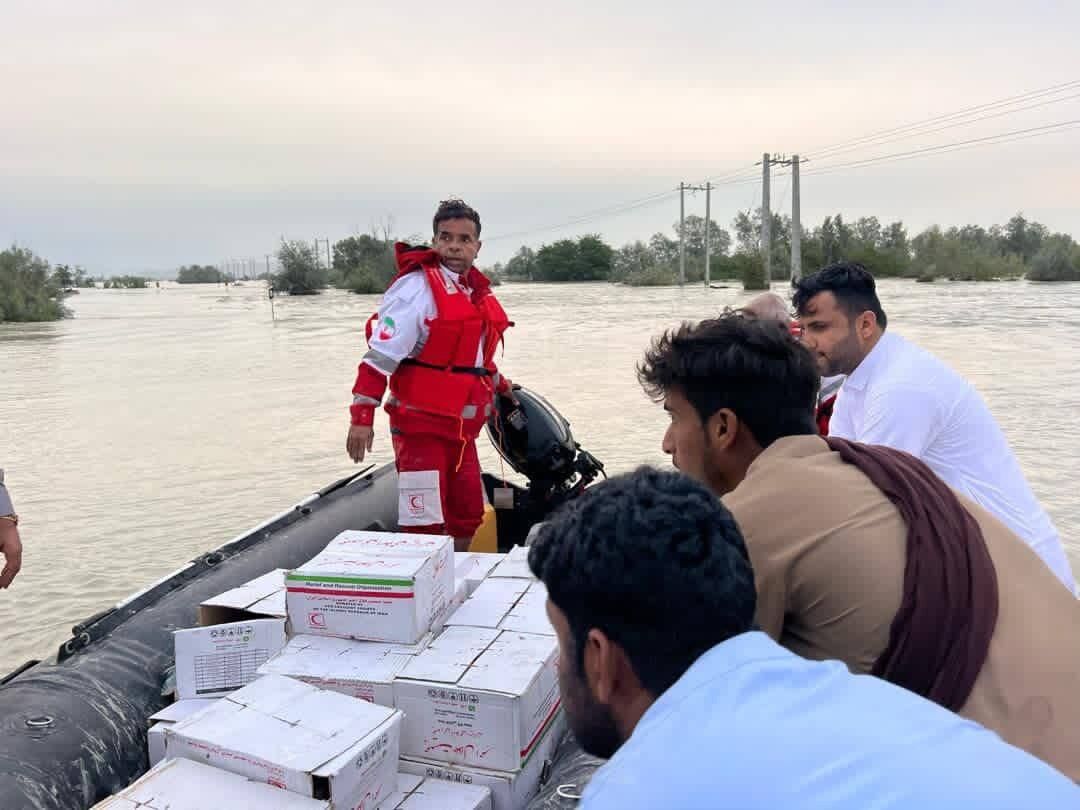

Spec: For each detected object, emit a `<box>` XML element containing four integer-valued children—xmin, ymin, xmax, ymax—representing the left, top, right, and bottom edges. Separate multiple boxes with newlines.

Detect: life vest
<box><xmin>816</xmin><ymin>393</ymin><xmax>837</xmax><ymax>436</ymax></box>
<box><xmin>366</xmin><ymin>244</ymin><xmax>511</xmax><ymax>425</ymax></box>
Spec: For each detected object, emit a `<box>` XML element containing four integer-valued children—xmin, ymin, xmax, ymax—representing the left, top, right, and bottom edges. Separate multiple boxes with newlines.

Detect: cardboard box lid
<box><xmin>324</xmin><ymin>531</ymin><xmax>452</xmax><ymax>557</ymax></box>
<box><xmin>453</xmin><ymin>552</ymin><xmax>502</xmax><ymax>583</ymax></box>
<box><xmin>168</xmin><ymin>674</ymin><xmax>399</xmax><ymax>775</ymax></box>
<box><xmin>198</xmin><ymin>569</ymin><xmax>287</xmax><ymax>624</ymax></box>
<box><xmin>397</xmin><ymin>626</ymin><xmax>501</xmax><ymax>685</ymax></box>
<box><xmin>445</xmin><ymin>579</ymin><xmax>530</xmax><ymax>629</ymax></box>
<box><xmin>289</xmin><ymin>551</ymin><xmax>430</xmax><ymax>584</ymax></box>
<box><xmin>386</xmin><ymin>773</ymin><xmax>492</xmax><ymax>810</ymax></box>
<box><xmin>148</xmin><ymin>698</ymin><xmax>219</xmax><ymax>725</ymax></box>
<box><xmin>459</xmin><ymin>631</ymin><xmax>557</xmax><ymax>695</ymax></box>
<box><xmin>258</xmin><ymin>634</ymin><xmax>431</xmax><ymax>683</ymax></box>
<box><xmin>499</xmin><ymin>582</ymin><xmax>554</xmax><ymax>636</ymax></box>
<box><xmin>94</xmin><ymin>757</ymin><xmax>330</xmax><ymax>809</ymax></box>
<box><xmin>487</xmin><ymin>546</ymin><xmax>533</xmax><ymax>580</ymax></box>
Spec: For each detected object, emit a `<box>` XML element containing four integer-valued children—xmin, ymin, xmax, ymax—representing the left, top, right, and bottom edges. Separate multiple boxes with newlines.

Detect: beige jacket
<box><xmin>723</xmin><ymin>435</ymin><xmax>1080</xmax><ymax>780</ymax></box>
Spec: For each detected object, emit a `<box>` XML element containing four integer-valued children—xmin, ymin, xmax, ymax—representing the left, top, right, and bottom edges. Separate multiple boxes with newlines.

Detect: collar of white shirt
<box><xmin>843</xmin><ymin>330</ymin><xmax>900</xmax><ymax>392</ymax></box>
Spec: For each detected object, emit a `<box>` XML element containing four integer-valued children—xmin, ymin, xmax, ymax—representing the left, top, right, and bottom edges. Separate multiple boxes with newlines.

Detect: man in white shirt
<box><xmin>792</xmin><ymin>262</ymin><xmax>1075</xmax><ymax>592</ymax></box>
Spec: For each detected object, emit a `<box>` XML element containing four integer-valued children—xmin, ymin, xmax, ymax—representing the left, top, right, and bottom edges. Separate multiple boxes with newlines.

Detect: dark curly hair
<box><xmin>433</xmin><ymin>198</ymin><xmax>481</xmax><ymax>237</ymax></box>
<box><xmin>791</xmin><ymin>261</ymin><xmax>887</xmax><ymax>329</ymax></box>
<box><xmin>527</xmin><ymin>466</ymin><xmax>757</xmax><ymax>696</ymax></box>
<box><xmin>637</xmin><ymin>312</ymin><xmax>819</xmax><ymax>448</ymax></box>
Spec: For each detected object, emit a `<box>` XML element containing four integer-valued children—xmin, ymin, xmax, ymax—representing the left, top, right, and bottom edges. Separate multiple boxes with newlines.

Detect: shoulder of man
<box><xmin>383</xmin><ymin>269</ymin><xmax>435</xmax><ymax>307</ymax></box>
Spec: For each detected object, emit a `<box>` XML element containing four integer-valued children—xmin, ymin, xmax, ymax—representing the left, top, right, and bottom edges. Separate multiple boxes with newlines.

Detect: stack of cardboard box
<box><xmin>115</xmin><ymin>530</ymin><xmax>561</xmax><ymax>809</ymax></box>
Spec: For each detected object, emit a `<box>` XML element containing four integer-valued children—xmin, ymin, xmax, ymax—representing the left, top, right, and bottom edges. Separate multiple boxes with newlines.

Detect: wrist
<box><xmin>350</xmin><ymin>404</ymin><xmax>375</xmax><ymax>427</ymax></box>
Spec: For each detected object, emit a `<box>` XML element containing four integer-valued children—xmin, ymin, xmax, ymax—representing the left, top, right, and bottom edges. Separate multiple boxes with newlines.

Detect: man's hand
<box><xmin>346</xmin><ymin>424</ymin><xmax>375</xmax><ymax>463</ymax></box>
<box><xmin>0</xmin><ymin>521</ymin><xmax>22</xmax><ymax>589</ymax></box>
<box><xmin>499</xmin><ymin>383</ymin><xmax>521</xmax><ymax>407</ymax></box>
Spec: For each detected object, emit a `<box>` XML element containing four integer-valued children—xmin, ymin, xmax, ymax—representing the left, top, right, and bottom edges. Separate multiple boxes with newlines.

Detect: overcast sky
<box><xmin>2</xmin><ymin>0</ymin><xmax>1077</xmax><ymax>275</ymax></box>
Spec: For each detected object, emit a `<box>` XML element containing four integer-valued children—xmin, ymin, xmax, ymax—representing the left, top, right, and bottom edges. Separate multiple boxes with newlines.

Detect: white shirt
<box><xmin>829</xmin><ymin>331</ymin><xmax>1076</xmax><ymax>593</ymax></box>
<box><xmin>581</xmin><ymin>632</ymin><xmax>1080</xmax><ymax>809</ymax></box>
<box><xmin>362</xmin><ymin>264</ymin><xmax>484</xmax><ymax>377</ymax></box>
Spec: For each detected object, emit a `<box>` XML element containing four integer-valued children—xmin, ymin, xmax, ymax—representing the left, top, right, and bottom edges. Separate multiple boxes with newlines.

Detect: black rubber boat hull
<box><xmin>0</xmin><ymin>464</ymin><xmax>401</xmax><ymax>810</ymax></box>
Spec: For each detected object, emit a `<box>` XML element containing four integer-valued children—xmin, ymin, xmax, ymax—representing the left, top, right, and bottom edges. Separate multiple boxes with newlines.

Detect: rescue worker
<box><xmin>345</xmin><ymin>199</ymin><xmax>516</xmax><ymax>551</ymax></box>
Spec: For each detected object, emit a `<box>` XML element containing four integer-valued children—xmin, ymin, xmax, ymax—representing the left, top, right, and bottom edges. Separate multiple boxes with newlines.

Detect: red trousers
<box><xmin>392</xmin><ymin>432</ymin><xmax>484</xmax><ymax>539</ymax></box>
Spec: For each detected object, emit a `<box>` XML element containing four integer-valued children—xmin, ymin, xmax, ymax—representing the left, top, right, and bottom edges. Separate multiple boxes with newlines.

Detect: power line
<box><xmin>805</xmin><ymin>78</ymin><xmax>1080</xmax><ymax>159</ymax></box>
<box><xmin>486</xmin><ymin>188</ymin><xmax>679</xmax><ymax>243</ymax></box>
<box><xmin>707</xmin><ymin>120</ymin><xmax>1079</xmax><ymax>189</ymax></box>
<box><xmin>806</xmin><ymin>89</ymin><xmax>1080</xmax><ymax>162</ymax></box>
<box><xmin>799</xmin><ymin>119</ymin><xmax>1080</xmax><ymax>178</ymax></box>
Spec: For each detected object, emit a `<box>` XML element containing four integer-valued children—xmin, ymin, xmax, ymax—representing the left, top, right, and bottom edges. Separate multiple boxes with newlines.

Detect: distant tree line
<box><xmin>265</xmin><ymin>211</ymin><xmax>1080</xmax><ymax>298</ymax></box>
<box><xmin>176</xmin><ymin>265</ymin><xmax>228</xmax><ymax>284</ymax></box>
<box><xmin>492</xmin><ymin>211</ymin><xmax>1080</xmax><ymax>287</ymax></box>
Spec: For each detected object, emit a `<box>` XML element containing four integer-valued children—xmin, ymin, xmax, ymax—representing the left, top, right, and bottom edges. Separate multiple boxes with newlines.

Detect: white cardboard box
<box><xmin>256</xmin><ymin>633</ymin><xmax>432</xmax><ymax>708</ymax></box>
<box><xmin>286</xmin><ymin>531</ymin><xmax>453</xmax><ymax>645</ymax></box>
<box><xmin>147</xmin><ymin>699</ymin><xmax>219</xmax><ymax>767</ymax></box>
<box><xmin>173</xmin><ymin>617</ymin><xmax>287</xmax><ymax>699</ymax></box>
<box><xmin>198</xmin><ymin>568</ymin><xmax>287</xmax><ymax>626</ymax></box>
<box><xmin>453</xmin><ymin>553</ymin><xmax>502</xmax><ymax>596</ymax></box>
<box><xmin>486</xmin><ymin>546</ymin><xmax>533</xmax><ymax>581</ymax></box>
<box><xmin>393</xmin><ymin>626</ymin><xmax>561</xmax><ymax>773</ymax></box>
<box><xmin>92</xmin><ymin>757</ymin><xmax>331</xmax><ymax>809</ymax></box>
<box><xmin>398</xmin><ymin>711</ymin><xmax>566</xmax><ymax>810</ymax></box>
<box><xmin>445</xmin><ymin>579</ymin><xmax>554</xmax><ymax>637</ymax></box>
<box><xmin>165</xmin><ymin>674</ymin><xmax>402</xmax><ymax>810</ymax></box>
<box><xmin>381</xmin><ymin>773</ymin><xmax>492</xmax><ymax>810</ymax></box>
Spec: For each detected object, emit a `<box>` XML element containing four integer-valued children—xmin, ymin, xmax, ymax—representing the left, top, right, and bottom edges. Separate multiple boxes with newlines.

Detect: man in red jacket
<box><xmin>345</xmin><ymin>199</ymin><xmax>516</xmax><ymax>551</ymax></box>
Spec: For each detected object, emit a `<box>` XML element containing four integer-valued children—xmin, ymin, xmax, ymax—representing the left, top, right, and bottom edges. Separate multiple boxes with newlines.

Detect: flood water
<box><xmin>1</xmin><ymin>278</ymin><xmax>1077</xmax><ymax>674</ymax></box>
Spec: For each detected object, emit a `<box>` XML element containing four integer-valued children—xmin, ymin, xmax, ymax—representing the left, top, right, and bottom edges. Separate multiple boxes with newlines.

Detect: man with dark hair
<box><xmin>346</xmin><ymin>199</ymin><xmax>517</xmax><ymax>550</ymax></box>
<box><xmin>737</xmin><ymin>292</ymin><xmax>844</xmax><ymax>434</ymax></box>
<box><xmin>637</xmin><ymin>313</ymin><xmax>1080</xmax><ymax>781</ymax></box>
<box><xmin>792</xmin><ymin>261</ymin><xmax>1074</xmax><ymax>590</ymax></box>
<box><xmin>527</xmin><ymin>467</ymin><xmax>1079</xmax><ymax>807</ymax></box>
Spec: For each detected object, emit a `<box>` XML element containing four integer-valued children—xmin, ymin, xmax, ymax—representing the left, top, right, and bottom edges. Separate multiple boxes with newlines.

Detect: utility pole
<box><xmin>761</xmin><ymin>153</ymin><xmax>771</xmax><ymax>285</ymax></box>
<box><xmin>791</xmin><ymin>154</ymin><xmax>802</xmax><ymax>281</ymax></box>
<box><xmin>678</xmin><ymin>183</ymin><xmax>686</xmax><ymax>286</ymax></box>
<box><xmin>679</xmin><ymin>182</ymin><xmax>711</xmax><ymax>287</ymax></box>
<box><xmin>324</xmin><ymin>239</ymin><xmax>332</xmax><ymax>273</ymax></box>
<box><xmin>757</xmin><ymin>152</ymin><xmax>799</xmax><ymax>285</ymax></box>
<box><xmin>704</xmin><ymin>181</ymin><xmax>712</xmax><ymax>287</ymax></box>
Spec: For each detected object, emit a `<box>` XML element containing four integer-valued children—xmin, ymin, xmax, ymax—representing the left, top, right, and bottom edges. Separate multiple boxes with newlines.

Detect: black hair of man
<box><xmin>527</xmin><ymin>466</ymin><xmax>757</xmax><ymax>696</ymax></box>
<box><xmin>432</xmin><ymin>198</ymin><xmax>481</xmax><ymax>237</ymax></box>
<box><xmin>637</xmin><ymin>312</ymin><xmax>819</xmax><ymax>448</ymax></box>
<box><xmin>790</xmin><ymin>261</ymin><xmax>888</xmax><ymax>329</ymax></box>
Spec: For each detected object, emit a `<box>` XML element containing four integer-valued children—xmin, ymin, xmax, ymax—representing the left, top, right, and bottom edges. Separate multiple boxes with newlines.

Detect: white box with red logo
<box><xmin>380</xmin><ymin>773</ymin><xmax>492</xmax><ymax>810</ymax></box>
<box><xmin>392</xmin><ymin>626</ymin><xmax>561</xmax><ymax>774</ymax></box>
<box><xmin>256</xmin><ymin>633</ymin><xmax>432</xmax><ymax>708</ymax></box>
<box><xmin>92</xmin><ymin>757</ymin><xmax>331</xmax><ymax>809</ymax></box>
<box><xmin>444</xmin><ymin>578</ymin><xmax>554</xmax><ymax>637</ymax></box>
<box><xmin>397</xmin><ymin>710</ymin><xmax>566</xmax><ymax>810</ymax></box>
<box><xmin>286</xmin><ymin>531</ymin><xmax>453</xmax><ymax>645</ymax></box>
<box><xmin>164</xmin><ymin>674</ymin><xmax>401</xmax><ymax>810</ymax></box>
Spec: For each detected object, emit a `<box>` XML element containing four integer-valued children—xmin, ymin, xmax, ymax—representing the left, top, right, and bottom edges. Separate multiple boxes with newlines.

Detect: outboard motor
<box><xmin>484</xmin><ymin>386</ymin><xmax>604</xmax><ymax>547</ymax></box>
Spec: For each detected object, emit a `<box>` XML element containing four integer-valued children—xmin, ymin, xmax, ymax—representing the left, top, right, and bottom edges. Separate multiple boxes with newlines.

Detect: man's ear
<box><xmin>706</xmin><ymin>408</ymin><xmax>739</xmax><ymax>452</ymax></box>
<box><xmin>583</xmin><ymin>627</ymin><xmax>627</xmax><ymax>706</ymax></box>
<box><xmin>857</xmin><ymin>310</ymin><xmax>878</xmax><ymax>338</ymax></box>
